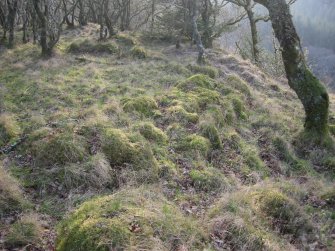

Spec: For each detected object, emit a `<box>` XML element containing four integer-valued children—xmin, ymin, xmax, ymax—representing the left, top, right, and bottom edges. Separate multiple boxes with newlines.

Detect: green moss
<box><xmin>273</xmin><ymin>137</ymin><xmax>311</xmax><ymax>174</ymax></box>
<box><xmin>210</xmin><ymin>214</ymin><xmax>266</xmax><ymax>251</ymax></box>
<box><xmin>5</xmin><ymin>214</ymin><xmax>42</xmax><ymax>248</ymax></box>
<box><xmin>0</xmin><ymin>114</ymin><xmax>21</xmax><ymax>146</ymax></box>
<box><xmin>190</xmin><ymin>167</ymin><xmax>228</xmax><ymax>192</ymax></box>
<box><xmin>115</xmin><ymin>34</ymin><xmax>137</xmax><ymax>46</ymax></box>
<box><xmin>231</xmin><ymin>96</ymin><xmax>248</xmax><ymax>120</ymax></box>
<box><xmin>135</xmin><ymin>122</ymin><xmax>168</xmax><ymax>144</ymax></box>
<box><xmin>32</xmin><ymin>131</ymin><xmax>88</xmax><ymax>167</ymax></box>
<box><xmin>253</xmin><ymin>189</ymin><xmax>312</xmax><ymax>236</ymax></box>
<box><xmin>101</xmin><ymin>128</ymin><xmax>158</xmax><ymax>181</ymax></box>
<box><xmin>322</xmin><ymin>156</ymin><xmax>335</xmax><ymax>170</ymax></box>
<box><xmin>192</xmin><ymin>88</ymin><xmax>221</xmax><ymax>110</ymax></box>
<box><xmin>166</xmin><ymin>105</ymin><xmax>199</xmax><ymax>124</ymax></box>
<box><xmin>199</xmin><ymin>121</ymin><xmax>222</xmax><ymax>150</ymax></box>
<box><xmin>56</xmin><ymin>187</ymin><xmax>205</xmax><ymax>251</ymax></box>
<box><xmin>67</xmin><ymin>39</ymin><xmax>119</xmax><ymax>54</ymax></box>
<box><xmin>231</xmin><ymin>134</ymin><xmax>267</xmax><ymax>174</ymax></box>
<box><xmin>63</xmin><ymin>153</ymin><xmax>116</xmax><ymax>190</ymax></box>
<box><xmin>187</xmin><ymin>64</ymin><xmax>219</xmax><ymax>79</ymax></box>
<box><xmin>176</xmin><ymin>74</ymin><xmax>216</xmax><ymax>92</ymax></box>
<box><xmin>175</xmin><ymin>134</ymin><xmax>211</xmax><ymax>157</ymax></box>
<box><xmin>209</xmin><ymin>183</ymin><xmax>314</xmax><ymax>250</ymax></box>
<box><xmin>321</xmin><ymin>189</ymin><xmax>335</xmax><ymax>208</ymax></box>
<box><xmin>130</xmin><ymin>46</ymin><xmax>147</xmax><ymax>59</ymax></box>
<box><xmin>226</xmin><ymin>74</ymin><xmax>251</xmax><ymax>97</ymax></box>
<box><xmin>329</xmin><ymin>125</ymin><xmax>335</xmax><ymax>136</ymax></box>
<box><xmin>205</xmin><ymin>106</ymin><xmax>226</xmax><ymax>128</ymax></box>
<box><xmin>122</xmin><ymin>96</ymin><xmax>158</xmax><ymax>117</ymax></box>
<box><xmin>0</xmin><ymin>166</ymin><xmax>28</xmax><ymax>216</ymax></box>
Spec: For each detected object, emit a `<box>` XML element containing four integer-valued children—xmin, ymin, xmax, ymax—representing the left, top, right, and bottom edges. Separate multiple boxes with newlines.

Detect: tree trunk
<box><xmin>78</xmin><ymin>0</ymin><xmax>87</xmax><ymax>26</ymax></box>
<box><xmin>245</xmin><ymin>3</ymin><xmax>260</xmax><ymax>64</ymax></box>
<box><xmin>7</xmin><ymin>0</ymin><xmax>18</xmax><ymax>49</ymax></box>
<box><xmin>191</xmin><ymin>0</ymin><xmax>205</xmax><ymax>64</ymax></box>
<box><xmin>254</xmin><ymin>0</ymin><xmax>329</xmax><ymax>140</ymax></box>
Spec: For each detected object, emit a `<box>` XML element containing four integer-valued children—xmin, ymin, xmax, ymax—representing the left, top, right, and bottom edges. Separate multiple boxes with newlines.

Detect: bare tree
<box><xmin>7</xmin><ymin>0</ymin><xmax>19</xmax><ymax>48</ymax></box>
<box><xmin>191</xmin><ymin>0</ymin><xmax>205</xmax><ymax>64</ymax></box>
<box><xmin>32</xmin><ymin>0</ymin><xmax>63</xmax><ymax>57</ymax></box>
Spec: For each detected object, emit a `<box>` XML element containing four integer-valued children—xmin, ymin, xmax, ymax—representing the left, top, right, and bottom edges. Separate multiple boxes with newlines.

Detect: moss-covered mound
<box><xmin>56</xmin><ymin>187</ymin><xmax>205</xmax><ymax>251</ymax></box>
<box><xmin>187</xmin><ymin>64</ymin><xmax>219</xmax><ymax>79</ymax></box>
<box><xmin>130</xmin><ymin>46</ymin><xmax>147</xmax><ymax>59</ymax></box>
<box><xmin>32</xmin><ymin>131</ymin><xmax>88</xmax><ymax>167</ymax></box>
<box><xmin>208</xmin><ymin>183</ymin><xmax>314</xmax><ymax>250</ymax></box>
<box><xmin>226</xmin><ymin>74</ymin><xmax>251</xmax><ymax>97</ymax></box>
<box><xmin>199</xmin><ymin>121</ymin><xmax>222</xmax><ymax>150</ymax></box>
<box><xmin>135</xmin><ymin>122</ymin><xmax>168</xmax><ymax>144</ymax></box>
<box><xmin>0</xmin><ymin>165</ymin><xmax>27</xmax><ymax>216</ymax></box>
<box><xmin>190</xmin><ymin>167</ymin><xmax>230</xmax><ymax>192</ymax></box>
<box><xmin>67</xmin><ymin>39</ymin><xmax>119</xmax><ymax>54</ymax></box>
<box><xmin>175</xmin><ymin>134</ymin><xmax>211</xmax><ymax>157</ymax></box>
<box><xmin>176</xmin><ymin>74</ymin><xmax>216</xmax><ymax>92</ymax></box>
<box><xmin>0</xmin><ymin>114</ymin><xmax>21</xmax><ymax>146</ymax></box>
<box><xmin>122</xmin><ymin>96</ymin><xmax>158</xmax><ymax>117</ymax></box>
<box><xmin>101</xmin><ymin>128</ymin><xmax>158</xmax><ymax>182</ymax></box>
<box><xmin>166</xmin><ymin>105</ymin><xmax>199</xmax><ymax>124</ymax></box>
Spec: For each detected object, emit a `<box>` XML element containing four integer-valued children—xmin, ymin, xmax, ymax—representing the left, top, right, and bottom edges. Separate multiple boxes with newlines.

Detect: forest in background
<box><xmin>0</xmin><ymin>0</ymin><xmax>335</xmax><ymax>250</ymax></box>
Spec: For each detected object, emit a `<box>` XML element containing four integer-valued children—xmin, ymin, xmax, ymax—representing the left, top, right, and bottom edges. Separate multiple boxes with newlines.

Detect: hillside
<box><xmin>0</xmin><ymin>24</ymin><xmax>335</xmax><ymax>251</ymax></box>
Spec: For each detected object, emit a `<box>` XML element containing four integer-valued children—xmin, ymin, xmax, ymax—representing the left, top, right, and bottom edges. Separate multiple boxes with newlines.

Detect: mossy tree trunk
<box><xmin>254</xmin><ymin>0</ymin><xmax>330</xmax><ymax>141</ymax></box>
<box><xmin>191</xmin><ymin>0</ymin><xmax>205</xmax><ymax>64</ymax></box>
<box><xmin>33</xmin><ymin>0</ymin><xmax>61</xmax><ymax>58</ymax></box>
<box><xmin>245</xmin><ymin>2</ymin><xmax>260</xmax><ymax>64</ymax></box>
<box><xmin>7</xmin><ymin>0</ymin><xmax>18</xmax><ymax>49</ymax></box>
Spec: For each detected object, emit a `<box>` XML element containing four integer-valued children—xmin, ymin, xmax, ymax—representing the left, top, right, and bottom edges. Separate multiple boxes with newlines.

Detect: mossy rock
<box><xmin>122</xmin><ymin>96</ymin><xmax>158</xmax><ymax>117</ymax></box>
<box><xmin>199</xmin><ymin>121</ymin><xmax>222</xmax><ymax>150</ymax></box>
<box><xmin>5</xmin><ymin>214</ymin><xmax>42</xmax><ymax>248</ymax></box>
<box><xmin>32</xmin><ymin>131</ymin><xmax>88</xmax><ymax>167</ymax></box>
<box><xmin>252</xmin><ymin>189</ymin><xmax>312</xmax><ymax>236</ymax></box>
<box><xmin>190</xmin><ymin>167</ymin><xmax>229</xmax><ymax>192</ymax></box>
<box><xmin>226</xmin><ymin>74</ymin><xmax>251</xmax><ymax>97</ymax></box>
<box><xmin>0</xmin><ymin>114</ymin><xmax>21</xmax><ymax>146</ymax></box>
<box><xmin>187</xmin><ymin>64</ymin><xmax>219</xmax><ymax>79</ymax></box>
<box><xmin>67</xmin><ymin>39</ymin><xmax>119</xmax><ymax>54</ymax></box>
<box><xmin>176</xmin><ymin>74</ymin><xmax>216</xmax><ymax>92</ymax></box>
<box><xmin>101</xmin><ymin>128</ymin><xmax>158</xmax><ymax>181</ymax></box>
<box><xmin>135</xmin><ymin>122</ymin><xmax>168</xmax><ymax>144</ymax></box>
<box><xmin>0</xmin><ymin>165</ymin><xmax>28</xmax><ymax>216</ymax></box>
<box><xmin>56</xmin><ymin>187</ymin><xmax>205</xmax><ymax>251</ymax></box>
<box><xmin>130</xmin><ymin>46</ymin><xmax>147</xmax><ymax>59</ymax></box>
<box><xmin>175</xmin><ymin>134</ymin><xmax>211</xmax><ymax>157</ymax></box>
<box><xmin>166</xmin><ymin>105</ymin><xmax>199</xmax><ymax>124</ymax></box>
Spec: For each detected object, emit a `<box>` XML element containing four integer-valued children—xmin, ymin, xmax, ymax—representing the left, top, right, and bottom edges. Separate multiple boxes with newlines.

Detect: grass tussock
<box><xmin>0</xmin><ymin>113</ymin><xmax>21</xmax><ymax>146</ymax></box>
<box><xmin>67</xmin><ymin>39</ymin><xmax>119</xmax><ymax>54</ymax></box>
<box><xmin>4</xmin><ymin>213</ymin><xmax>43</xmax><ymax>248</ymax></box>
<box><xmin>56</xmin><ymin>187</ymin><xmax>206</xmax><ymax>251</ymax></box>
<box><xmin>0</xmin><ymin>164</ymin><xmax>28</xmax><ymax>216</ymax></box>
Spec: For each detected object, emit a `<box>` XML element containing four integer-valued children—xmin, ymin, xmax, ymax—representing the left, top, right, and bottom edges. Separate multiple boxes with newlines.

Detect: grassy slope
<box><xmin>0</xmin><ymin>24</ymin><xmax>335</xmax><ymax>250</ymax></box>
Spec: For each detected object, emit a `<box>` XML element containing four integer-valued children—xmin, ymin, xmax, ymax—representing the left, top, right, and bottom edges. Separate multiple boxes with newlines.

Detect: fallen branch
<box><xmin>0</xmin><ymin>135</ymin><xmax>27</xmax><ymax>155</ymax></box>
